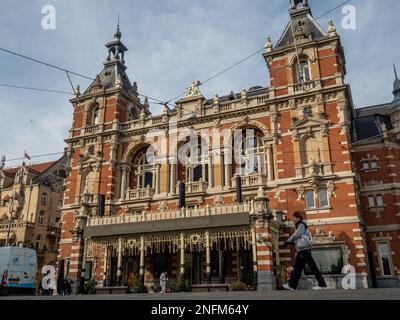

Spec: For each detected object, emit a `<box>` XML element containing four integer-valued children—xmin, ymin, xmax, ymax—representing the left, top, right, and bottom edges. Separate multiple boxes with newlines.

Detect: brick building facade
<box><xmin>57</xmin><ymin>1</ymin><xmax>397</xmax><ymax>293</ymax></box>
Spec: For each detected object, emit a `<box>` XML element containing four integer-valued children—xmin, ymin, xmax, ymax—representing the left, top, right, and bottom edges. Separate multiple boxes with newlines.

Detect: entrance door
<box><xmin>185</xmin><ymin>252</ymin><xmax>202</xmax><ymax>285</ymax></box>
<box><xmin>239</xmin><ymin>247</ymin><xmax>253</xmax><ymax>285</ymax></box>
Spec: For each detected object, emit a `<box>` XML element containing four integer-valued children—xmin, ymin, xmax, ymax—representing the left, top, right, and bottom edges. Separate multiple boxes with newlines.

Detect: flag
<box><xmin>24</xmin><ymin>151</ymin><xmax>31</xmax><ymax>160</ymax></box>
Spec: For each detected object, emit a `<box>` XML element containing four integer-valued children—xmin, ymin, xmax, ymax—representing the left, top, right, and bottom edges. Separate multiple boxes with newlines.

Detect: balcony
<box><xmin>84</xmin><ymin>124</ymin><xmax>103</xmax><ymax>135</ymax></box>
<box><xmin>75</xmin><ymin>193</ymin><xmax>101</xmax><ymax>205</ymax></box>
<box><xmin>291</xmin><ymin>80</ymin><xmax>321</xmax><ymax>94</ymax></box>
<box><xmin>125</xmin><ymin>187</ymin><xmax>155</xmax><ymax>201</ymax></box>
<box><xmin>295</xmin><ymin>162</ymin><xmax>333</xmax><ymax>178</ymax></box>
<box><xmin>185</xmin><ymin>180</ymin><xmax>208</xmax><ymax>194</ymax></box>
<box><xmin>231</xmin><ymin>174</ymin><xmax>267</xmax><ymax>188</ymax></box>
<box><xmin>47</xmin><ymin>223</ymin><xmax>61</xmax><ymax>238</ymax></box>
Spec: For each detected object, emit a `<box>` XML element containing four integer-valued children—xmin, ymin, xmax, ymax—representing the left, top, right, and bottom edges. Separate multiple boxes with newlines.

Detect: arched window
<box><xmin>238</xmin><ymin>129</ymin><xmax>265</xmax><ymax>175</ymax></box>
<box><xmin>295</xmin><ymin>57</ymin><xmax>311</xmax><ymax>83</ymax></box>
<box><xmin>183</xmin><ymin>137</ymin><xmax>208</xmax><ymax>183</ymax></box>
<box><xmin>137</xmin><ymin>154</ymin><xmax>154</xmax><ymax>189</ymax></box>
<box><xmin>93</xmin><ymin>106</ymin><xmax>101</xmax><ymax>125</ymax></box>
<box><xmin>40</xmin><ymin>192</ymin><xmax>48</xmax><ymax>205</ymax></box>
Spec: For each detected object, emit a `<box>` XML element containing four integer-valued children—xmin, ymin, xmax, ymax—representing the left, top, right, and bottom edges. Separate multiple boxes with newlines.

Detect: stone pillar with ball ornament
<box><xmin>251</xmin><ymin>186</ymin><xmax>275</xmax><ymax>291</ymax></box>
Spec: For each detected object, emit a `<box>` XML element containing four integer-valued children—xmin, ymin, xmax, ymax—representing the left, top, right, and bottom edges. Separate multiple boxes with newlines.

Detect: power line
<box><xmin>0</xmin><ymin>83</ymin><xmax>72</xmax><ymax>95</ymax></box>
<box><xmin>0</xmin><ymin>47</ymin><xmax>94</xmax><ymax>81</ymax></box>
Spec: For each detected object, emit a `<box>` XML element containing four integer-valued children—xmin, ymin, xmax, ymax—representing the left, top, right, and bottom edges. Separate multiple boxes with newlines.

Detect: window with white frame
<box><xmin>35</xmin><ymin>235</ymin><xmax>41</xmax><ymax>250</ymax></box>
<box><xmin>38</xmin><ymin>210</ymin><xmax>45</xmax><ymax>225</ymax></box>
<box><xmin>305</xmin><ymin>189</ymin><xmax>329</xmax><ymax>209</ymax></box>
<box><xmin>296</xmin><ymin>60</ymin><xmax>311</xmax><ymax>83</ymax></box>
<box><xmin>240</xmin><ymin>131</ymin><xmax>265</xmax><ymax>175</ymax></box>
<box><xmin>377</xmin><ymin>242</ymin><xmax>393</xmax><ymax>276</ymax></box>
<box><xmin>305</xmin><ymin>191</ymin><xmax>316</xmax><ymax>209</ymax></box>
<box><xmin>362</xmin><ymin>162</ymin><xmax>370</xmax><ymax>170</ymax></box>
<box><xmin>370</xmin><ymin>161</ymin><xmax>378</xmax><ymax>169</ymax></box>
<box><xmin>368</xmin><ymin>195</ymin><xmax>384</xmax><ymax>208</ymax></box>
<box><xmin>40</xmin><ymin>192</ymin><xmax>48</xmax><ymax>205</ymax></box>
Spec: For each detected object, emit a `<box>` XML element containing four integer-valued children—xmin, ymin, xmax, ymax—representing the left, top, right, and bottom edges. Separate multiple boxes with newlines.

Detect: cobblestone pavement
<box><xmin>1</xmin><ymin>288</ymin><xmax>400</xmax><ymax>300</ymax></box>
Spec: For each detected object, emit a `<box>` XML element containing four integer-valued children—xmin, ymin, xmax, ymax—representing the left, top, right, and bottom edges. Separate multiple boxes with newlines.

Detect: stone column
<box><xmin>117</xmin><ymin>237</ymin><xmax>123</xmax><ymax>286</ymax></box>
<box><xmin>208</xmin><ymin>153</ymin><xmax>214</xmax><ymax>188</ymax></box>
<box><xmin>170</xmin><ymin>162</ymin><xmax>176</xmax><ymax>195</ymax></box>
<box><xmin>205</xmin><ymin>232</ymin><xmax>211</xmax><ymax>284</ymax></box>
<box><xmin>120</xmin><ymin>165</ymin><xmax>129</xmax><ymax>200</ymax></box>
<box><xmin>179</xmin><ymin>233</ymin><xmax>185</xmax><ymax>281</ymax></box>
<box><xmin>224</xmin><ymin>153</ymin><xmax>231</xmax><ymax>189</ymax></box>
<box><xmin>155</xmin><ymin>163</ymin><xmax>161</xmax><ymax>195</ymax></box>
<box><xmin>267</xmin><ymin>145</ymin><xmax>274</xmax><ymax>181</ymax></box>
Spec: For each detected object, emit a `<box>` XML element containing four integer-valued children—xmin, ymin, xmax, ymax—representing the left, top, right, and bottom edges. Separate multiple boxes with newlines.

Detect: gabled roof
<box><xmin>275</xmin><ymin>9</ymin><xmax>327</xmax><ymax>49</ymax></box>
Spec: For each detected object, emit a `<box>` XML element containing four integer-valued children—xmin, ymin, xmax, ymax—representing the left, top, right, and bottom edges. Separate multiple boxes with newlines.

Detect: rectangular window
<box><xmin>318</xmin><ymin>189</ymin><xmax>329</xmax><ymax>208</ymax></box>
<box><xmin>305</xmin><ymin>191</ymin><xmax>315</xmax><ymax>209</ymax></box>
<box><xmin>376</xmin><ymin>195</ymin><xmax>384</xmax><ymax>207</ymax></box>
<box><xmin>377</xmin><ymin>243</ymin><xmax>392</xmax><ymax>276</ymax></box>
<box><xmin>362</xmin><ymin>162</ymin><xmax>369</xmax><ymax>170</ymax></box>
<box><xmin>305</xmin><ymin>247</ymin><xmax>344</xmax><ymax>275</ymax></box>
<box><xmin>370</xmin><ymin>161</ymin><xmax>378</xmax><ymax>169</ymax></box>
<box><xmin>368</xmin><ymin>196</ymin><xmax>376</xmax><ymax>207</ymax></box>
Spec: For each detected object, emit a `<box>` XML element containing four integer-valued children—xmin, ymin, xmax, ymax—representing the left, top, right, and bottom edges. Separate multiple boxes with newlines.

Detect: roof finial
<box><xmin>394</xmin><ymin>64</ymin><xmax>399</xmax><ymax>80</ymax></box>
<box><xmin>114</xmin><ymin>10</ymin><xmax>121</xmax><ymax>39</ymax></box>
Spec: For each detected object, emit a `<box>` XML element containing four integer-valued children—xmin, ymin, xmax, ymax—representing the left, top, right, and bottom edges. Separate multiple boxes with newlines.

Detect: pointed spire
<box><xmin>394</xmin><ymin>64</ymin><xmax>399</xmax><ymax>80</ymax></box>
<box><xmin>392</xmin><ymin>64</ymin><xmax>400</xmax><ymax>107</ymax></box>
<box><xmin>114</xmin><ymin>10</ymin><xmax>121</xmax><ymax>40</ymax></box>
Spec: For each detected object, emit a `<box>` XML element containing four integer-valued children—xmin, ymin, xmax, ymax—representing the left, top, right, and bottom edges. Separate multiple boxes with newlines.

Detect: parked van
<box><xmin>0</xmin><ymin>246</ymin><xmax>37</xmax><ymax>295</ymax></box>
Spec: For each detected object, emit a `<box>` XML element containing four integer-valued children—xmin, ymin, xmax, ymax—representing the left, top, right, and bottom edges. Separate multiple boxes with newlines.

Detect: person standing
<box><xmin>159</xmin><ymin>271</ymin><xmax>168</xmax><ymax>294</ymax></box>
<box><xmin>283</xmin><ymin>211</ymin><xmax>327</xmax><ymax>291</ymax></box>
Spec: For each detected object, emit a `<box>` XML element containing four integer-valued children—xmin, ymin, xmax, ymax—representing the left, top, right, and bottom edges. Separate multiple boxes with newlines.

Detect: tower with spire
<box><xmin>392</xmin><ymin>64</ymin><xmax>400</xmax><ymax>108</ymax></box>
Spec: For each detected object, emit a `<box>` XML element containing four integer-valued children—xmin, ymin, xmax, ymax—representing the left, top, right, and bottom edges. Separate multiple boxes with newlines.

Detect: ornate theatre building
<box><xmin>58</xmin><ymin>1</ymin><xmax>374</xmax><ymax>292</ymax></box>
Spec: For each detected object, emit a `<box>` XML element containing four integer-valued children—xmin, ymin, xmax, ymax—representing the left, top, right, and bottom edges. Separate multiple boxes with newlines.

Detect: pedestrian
<box><xmin>159</xmin><ymin>271</ymin><xmax>168</xmax><ymax>294</ymax></box>
<box><xmin>283</xmin><ymin>211</ymin><xmax>327</xmax><ymax>291</ymax></box>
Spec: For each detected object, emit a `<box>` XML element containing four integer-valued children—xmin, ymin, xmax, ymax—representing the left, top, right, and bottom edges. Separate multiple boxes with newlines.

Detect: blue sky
<box><xmin>0</xmin><ymin>0</ymin><xmax>399</xmax><ymax>167</ymax></box>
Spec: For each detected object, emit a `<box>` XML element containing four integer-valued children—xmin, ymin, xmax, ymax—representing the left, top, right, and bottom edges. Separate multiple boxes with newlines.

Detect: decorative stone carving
<box><xmin>327</xmin><ymin>181</ymin><xmax>336</xmax><ymax>198</ymax></box>
<box><xmin>327</xmin><ymin>20</ymin><xmax>337</xmax><ymax>37</ymax></box>
<box><xmin>297</xmin><ymin>185</ymin><xmax>305</xmax><ymax>200</ymax></box>
<box><xmin>185</xmin><ymin>80</ymin><xmax>202</xmax><ymax>97</ymax></box>
<box><xmin>265</xmin><ymin>36</ymin><xmax>272</xmax><ymax>52</ymax></box>
<box><xmin>214</xmin><ymin>194</ymin><xmax>224</xmax><ymax>205</ymax></box>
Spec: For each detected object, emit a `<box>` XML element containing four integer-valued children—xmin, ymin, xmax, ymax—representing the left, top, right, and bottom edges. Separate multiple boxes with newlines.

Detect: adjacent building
<box><xmin>0</xmin><ymin>157</ymin><xmax>67</xmax><ymax>286</ymax></box>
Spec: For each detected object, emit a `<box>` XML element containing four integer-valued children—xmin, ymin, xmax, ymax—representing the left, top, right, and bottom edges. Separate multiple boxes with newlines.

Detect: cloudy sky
<box><xmin>0</xmin><ymin>0</ymin><xmax>399</xmax><ymax>167</ymax></box>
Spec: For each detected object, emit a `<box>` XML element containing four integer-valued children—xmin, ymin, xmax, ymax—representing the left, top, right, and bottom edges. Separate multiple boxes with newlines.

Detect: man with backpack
<box><xmin>283</xmin><ymin>211</ymin><xmax>327</xmax><ymax>291</ymax></box>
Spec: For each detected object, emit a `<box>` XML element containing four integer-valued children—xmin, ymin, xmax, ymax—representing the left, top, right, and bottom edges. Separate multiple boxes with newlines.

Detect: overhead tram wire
<box><xmin>0</xmin><ymin>47</ymin><xmax>169</xmax><ymax>108</ymax></box>
<box><xmin>0</xmin><ymin>83</ymin><xmax>72</xmax><ymax>95</ymax></box>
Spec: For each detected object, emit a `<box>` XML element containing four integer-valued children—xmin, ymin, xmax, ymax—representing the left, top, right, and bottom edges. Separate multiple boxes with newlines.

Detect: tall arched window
<box><xmin>237</xmin><ymin>129</ymin><xmax>265</xmax><ymax>175</ymax></box>
<box><xmin>136</xmin><ymin>154</ymin><xmax>154</xmax><ymax>188</ymax></box>
<box><xmin>294</xmin><ymin>57</ymin><xmax>311</xmax><ymax>83</ymax></box>
<box><xmin>93</xmin><ymin>106</ymin><xmax>101</xmax><ymax>125</ymax></box>
<box><xmin>182</xmin><ymin>137</ymin><xmax>208</xmax><ymax>183</ymax></box>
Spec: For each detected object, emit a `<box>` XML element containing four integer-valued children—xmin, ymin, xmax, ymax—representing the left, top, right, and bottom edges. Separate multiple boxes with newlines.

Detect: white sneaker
<box><xmin>283</xmin><ymin>284</ymin><xmax>295</xmax><ymax>291</ymax></box>
<box><xmin>312</xmin><ymin>285</ymin><xmax>326</xmax><ymax>290</ymax></box>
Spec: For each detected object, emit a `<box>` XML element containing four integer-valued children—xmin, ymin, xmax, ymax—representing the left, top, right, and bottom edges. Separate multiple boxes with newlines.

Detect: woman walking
<box><xmin>283</xmin><ymin>211</ymin><xmax>327</xmax><ymax>291</ymax></box>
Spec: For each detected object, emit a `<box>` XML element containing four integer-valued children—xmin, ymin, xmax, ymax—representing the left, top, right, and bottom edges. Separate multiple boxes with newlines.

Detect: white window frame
<box><xmin>376</xmin><ymin>242</ymin><xmax>394</xmax><ymax>277</ymax></box>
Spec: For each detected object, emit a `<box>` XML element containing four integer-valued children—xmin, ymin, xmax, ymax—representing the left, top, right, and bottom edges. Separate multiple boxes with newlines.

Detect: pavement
<box><xmin>1</xmin><ymin>288</ymin><xmax>400</xmax><ymax>300</ymax></box>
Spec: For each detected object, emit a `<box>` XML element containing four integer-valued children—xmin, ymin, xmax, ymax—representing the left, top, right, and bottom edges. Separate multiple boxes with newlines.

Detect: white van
<box><xmin>0</xmin><ymin>247</ymin><xmax>37</xmax><ymax>295</ymax></box>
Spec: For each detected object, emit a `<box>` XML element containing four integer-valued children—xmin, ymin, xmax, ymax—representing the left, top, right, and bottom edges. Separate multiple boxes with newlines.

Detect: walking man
<box><xmin>283</xmin><ymin>211</ymin><xmax>327</xmax><ymax>291</ymax></box>
<box><xmin>159</xmin><ymin>271</ymin><xmax>168</xmax><ymax>294</ymax></box>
